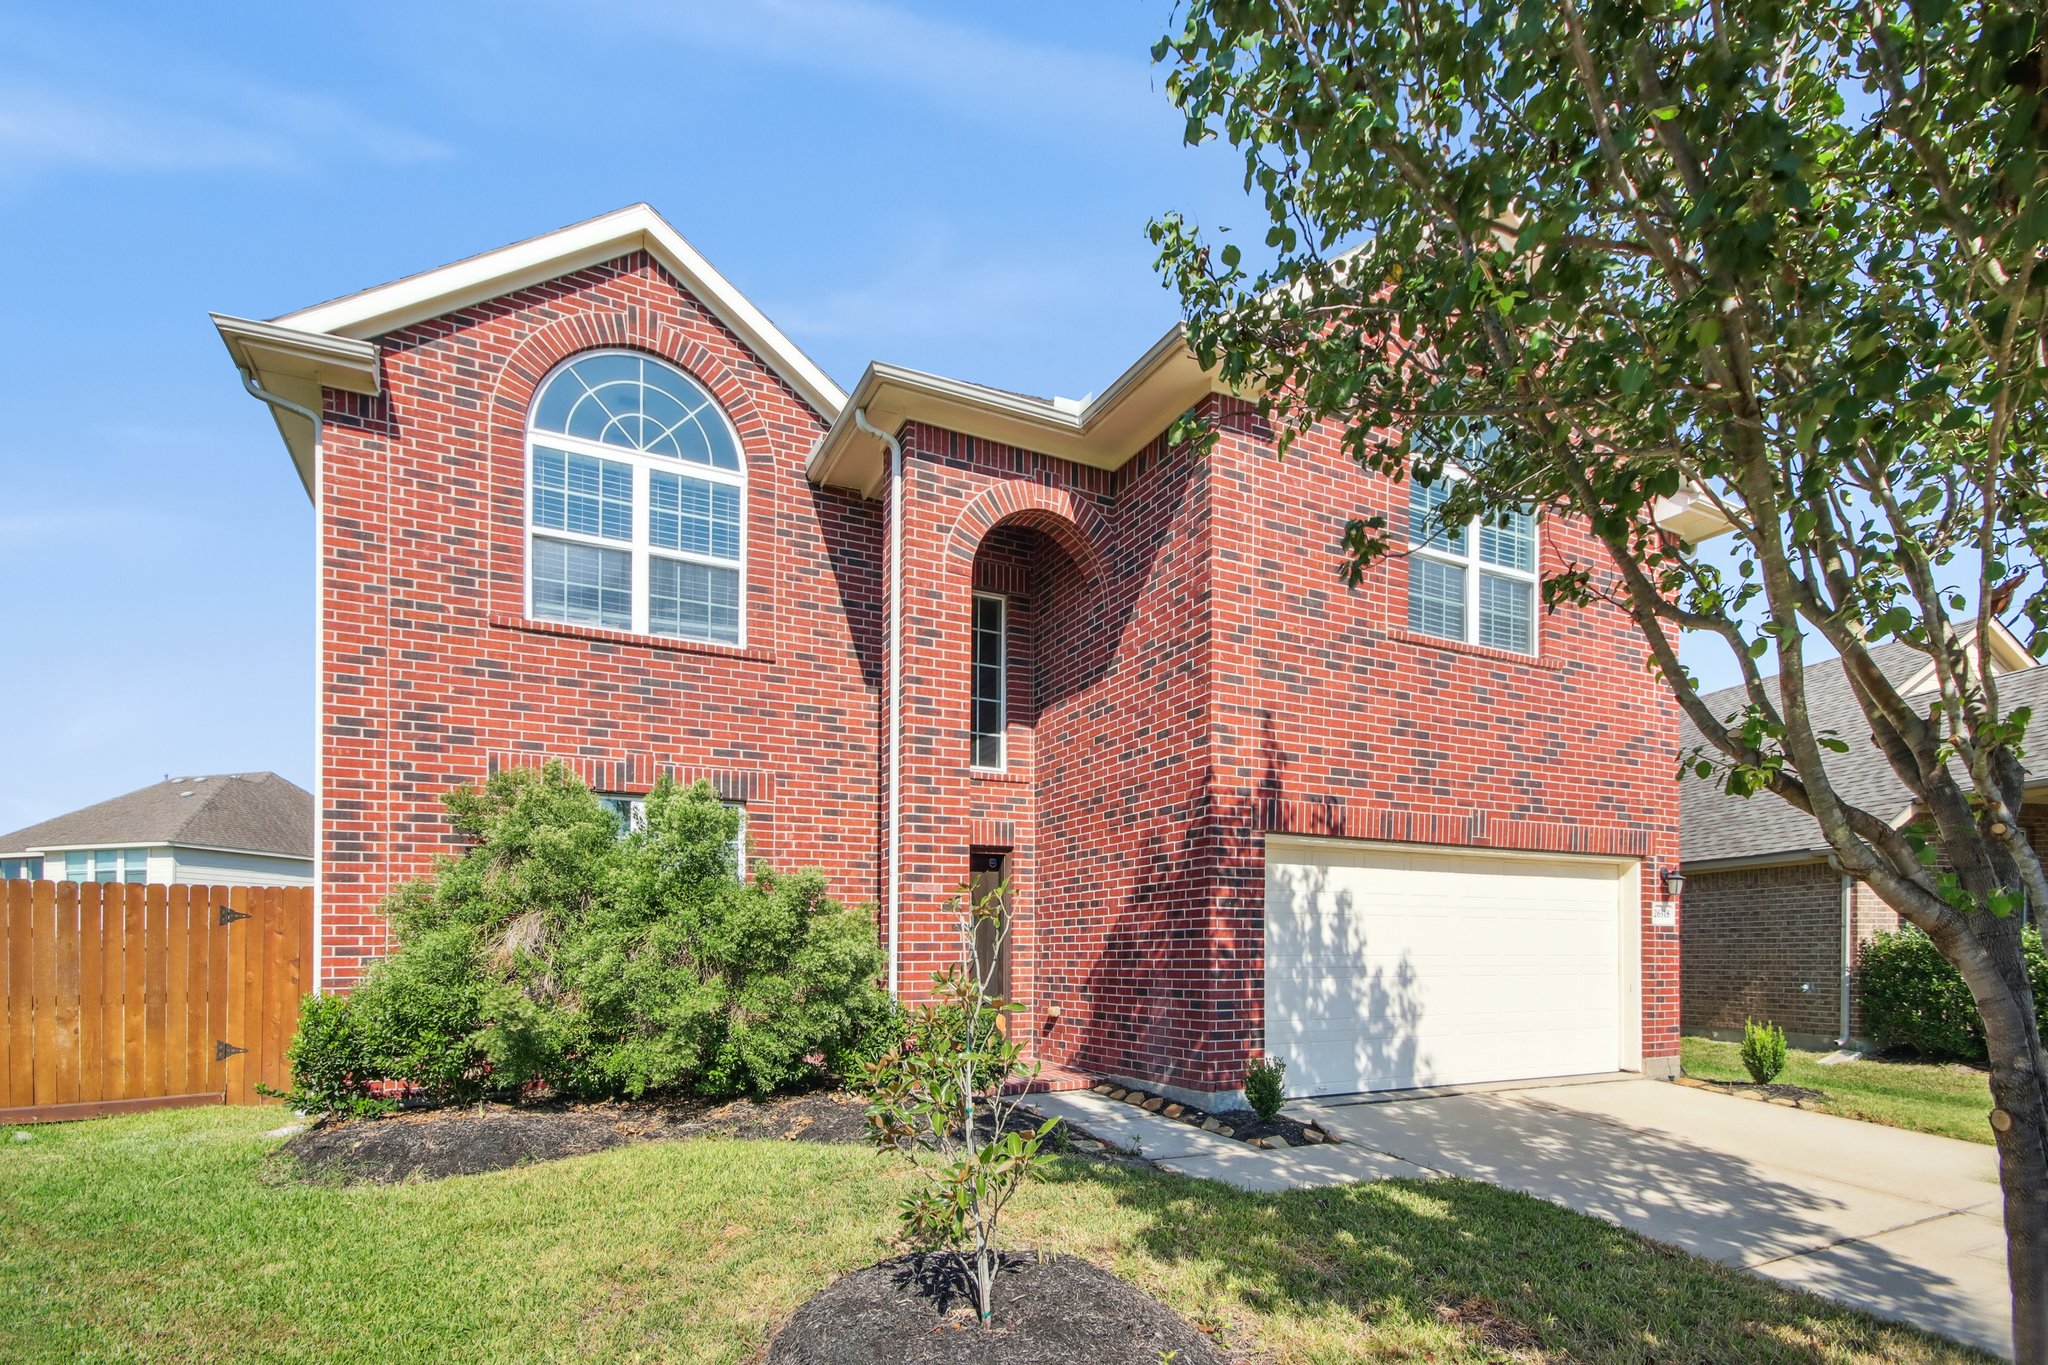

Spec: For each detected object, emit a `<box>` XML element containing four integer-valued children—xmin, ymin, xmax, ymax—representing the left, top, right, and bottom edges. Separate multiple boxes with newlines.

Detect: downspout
<box><xmin>1837</xmin><ymin>870</ymin><xmax>1854</xmax><ymax>1047</ymax></box>
<box><xmin>853</xmin><ymin>407</ymin><xmax>904</xmax><ymax>999</ymax></box>
<box><xmin>236</xmin><ymin>368</ymin><xmax>326</xmax><ymax>995</ymax></box>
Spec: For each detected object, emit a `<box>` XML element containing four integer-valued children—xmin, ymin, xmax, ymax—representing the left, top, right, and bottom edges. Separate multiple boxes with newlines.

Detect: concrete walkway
<box><xmin>1032</xmin><ymin>1078</ymin><xmax>2008</xmax><ymax>1358</ymax></box>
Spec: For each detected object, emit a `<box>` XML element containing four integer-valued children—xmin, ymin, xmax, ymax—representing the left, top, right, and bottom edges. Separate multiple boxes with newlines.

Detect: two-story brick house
<box><xmin>215</xmin><ymin>204</ymin><xmax>1685</xmax><ymax>1105</ymax></box>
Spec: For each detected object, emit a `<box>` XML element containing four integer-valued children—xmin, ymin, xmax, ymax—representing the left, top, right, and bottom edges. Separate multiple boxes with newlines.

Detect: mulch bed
<box><xmin>272</xmin><ymin>1088</ymin><xmax>873</xmax><ymax>1185</ymax></box>
<box><xmin>1083</xmin><ymin>1083</ymin><xmax>1335</xmax><ymax>1150</ymax></box>
<box><xmin>765</xmin><ymin>1252</ymin><xmax>1229</xmax><ymax>1365</ymax></box>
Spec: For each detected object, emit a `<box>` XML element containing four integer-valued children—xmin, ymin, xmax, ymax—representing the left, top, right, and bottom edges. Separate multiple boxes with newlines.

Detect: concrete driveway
<box><xmin>1295</xmin><ymin>1079</ymin><xmax>2008</xmax><ymax>1358</ymax></box>
<box><xmin>1042</xmin><ymin>1077</ymin><xmax>2008</xmax><ymax>1356</ymax></box>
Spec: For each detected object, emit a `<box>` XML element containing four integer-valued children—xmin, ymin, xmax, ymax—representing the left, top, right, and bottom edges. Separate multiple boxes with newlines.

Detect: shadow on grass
<box><xmin>1037</xmin><ymin>1157</ymin><xmax>1990</xmax><ymax>1364</ymax></box>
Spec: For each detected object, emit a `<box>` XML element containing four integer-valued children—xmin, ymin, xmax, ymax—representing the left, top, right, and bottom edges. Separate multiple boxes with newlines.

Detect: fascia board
<box><xmin>213</xmin><ymin>314</ymin><xmax>380</xmax><ymax>501</ymax></box>
<box><xmin>271</xmin><ymin>204</ymin><xmax>847</xmax><ymax>420</ymax></box>
<box><xmin>807</xmin><ymin>328</ymin><xmax>1218</xmax><ymax>496</ymax></box>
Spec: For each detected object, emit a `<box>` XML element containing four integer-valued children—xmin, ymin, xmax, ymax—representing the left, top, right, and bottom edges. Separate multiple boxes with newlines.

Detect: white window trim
<box><xmin>524</xmin><ymin>350</ymin><xmax>748</xmax><ymax>648</ymax></box>
<box><xmin>599</xmin><ymin>793</ymin><xmax>749</xmax><ymax>880</ymax></box>
<box><xmin>970</xmin><ymin>591</ymin><xmax>1008</xmax><ymax>772</ymax></box>
<box><xmin>1408</xmin><ymin>476</ymin><xmax>1540</xmax><ymax>655</ymax></box>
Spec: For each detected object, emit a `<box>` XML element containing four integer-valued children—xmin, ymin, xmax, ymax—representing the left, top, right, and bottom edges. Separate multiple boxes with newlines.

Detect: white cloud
<box><xmin>581</xmin><ymin>0</ymin><xmax>1161</xmax><ymax>130</ymax></box>
<box><xmin>0</xmin><ymin>15</ymin><xmax>447</xmax><ymax>178</ymax></box>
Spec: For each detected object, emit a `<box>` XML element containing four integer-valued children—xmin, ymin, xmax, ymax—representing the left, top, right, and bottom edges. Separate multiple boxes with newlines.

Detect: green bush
<box><xmin>1859</xmin><ymin>923</ymin><xmax>2048</xmax><ymax>1062</ymax></box>
<box><xmin>1244</xmin><ymin>1054</ymin><xmax>1287</xmax><ymax>1121</ymax></box>
<box><xmin>1740</xmin><ymin>1018</ymin><xmax>1788</xmax><ymax>1084</ymax></box>
<box><xmin>285</xmin><ymin>763</ymin><xmax>888</xmax><ymax>1112</ymax></box>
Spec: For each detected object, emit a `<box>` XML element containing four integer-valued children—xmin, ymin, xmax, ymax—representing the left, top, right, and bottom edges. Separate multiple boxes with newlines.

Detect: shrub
<box><xmin>285</xmin><ymin>763</ymin><xmax>888</xmax><ymax>1112</ymax></box>
<box><xmin>1740</xmin><ymin>1019</ymin><xmax>1788</xmax><ymax>1084</ymax></box>
<box><xmin>1860</xmin><ymin>923</ymin><xmax>2048</xmax><ymax>1062</ymax></box>
<box><xmin>273</xmin><ymin>993</ymin><xmax>389</xmax><ymax>1118</ymax></box>
<box><xmin>1244</xmin><ymin>1054</ymin><xmax>1287</xmax><ymax>1120</ymax></box>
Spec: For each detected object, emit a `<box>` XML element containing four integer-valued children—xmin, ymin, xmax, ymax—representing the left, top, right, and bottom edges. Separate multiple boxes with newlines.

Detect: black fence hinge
<box><xmin>215</xmin><ymin>1041</ymin><xmax>248</xmax><ymax>1062</ymax></box>
<box><xmin>218</xmin><ymin>906</ymin><xmax>250</xmax><ymax>926</ymax></box>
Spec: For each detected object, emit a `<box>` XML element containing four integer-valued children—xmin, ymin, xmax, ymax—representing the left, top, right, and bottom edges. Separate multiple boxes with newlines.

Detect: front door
<box><xmin>968</xmin><ymin>849</ymin><xmax>1011</xmax><ymax>1006</ymax></box>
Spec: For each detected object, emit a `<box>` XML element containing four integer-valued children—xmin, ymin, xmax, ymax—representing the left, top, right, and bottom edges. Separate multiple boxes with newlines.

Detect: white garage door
<box><xmin>1265</xmin><ymin>838</ymin><xmax>1630</xmax><ymax>1096</ymax></box>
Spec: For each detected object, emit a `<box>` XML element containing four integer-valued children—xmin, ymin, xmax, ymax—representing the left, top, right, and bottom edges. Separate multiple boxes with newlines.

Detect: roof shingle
<box><xmin>0</xmin><ymin>773</ymin><xmax>312</xmax><ymax>860</ymax></box>
<box><xmin>1680</xmin><ymin>646</ymin><xmax>2048</xmax><ymax>865</ymax></box>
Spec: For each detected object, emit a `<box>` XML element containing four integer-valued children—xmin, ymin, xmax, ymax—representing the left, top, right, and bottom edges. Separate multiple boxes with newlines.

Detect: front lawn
<box><xmin>1682</xmin><ymin>1036</ymin><xmax>1994</xmax><ymax>1144</ymax></box>
<box><xmin>0</xmin><ymin>1106</ymin><xmax>1991</xmax><ymax>1363</ymax></box>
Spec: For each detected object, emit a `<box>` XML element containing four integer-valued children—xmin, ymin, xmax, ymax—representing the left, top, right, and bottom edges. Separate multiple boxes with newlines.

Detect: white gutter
<box><xmin>1838</xmin><ymin>871</ymin><xmax>1854</xmax><ymax>1046</ymax></box>
<box><xmin>854</xmin><ymin>406</ymin><xmax>905</xmax><ymax>999</ymax></box>
<box><xmin>234</xmin><ymin>368</ymin><xmax>327</xmax><ymax>996</ymax></box>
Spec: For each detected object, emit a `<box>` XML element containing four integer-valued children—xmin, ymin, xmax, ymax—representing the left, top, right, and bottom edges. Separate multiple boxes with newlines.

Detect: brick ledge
<box><xmin>1387</xmin><ymin>627</ymin><xmax>1567</xmax><ymax>671</ymax></box>
<box><xmin>490</xmin><ymin>613</ymin><xmax>773</xmax><ymax>661</ymax></box>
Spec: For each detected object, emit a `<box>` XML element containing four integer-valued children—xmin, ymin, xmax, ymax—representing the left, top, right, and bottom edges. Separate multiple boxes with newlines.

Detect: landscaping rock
<box><xmin>10</xmin><ymin>1131</ymin><xmax>29</xmax><ymax>1143</ymax></box>
<box><xmin>1301</xmin><ymin>1128</ymin><xmax>1325</xmax><ymax>1143</ymax></box>
<box><xmin>766</xmin><ymin>1252</ymin><xmax>1226</xmax><ymax>1365</ymax></box>
<box><xmin>1163</xmin><ymin>1103</ymin><xmax>1184</xmax><ymax>1118</ymax></box>
<box><xmin>1217</xmin><ymin>1126</ymin><xmax>1234</xmax><ymax>1137</ymax></box>
<box><xmin>1123</xmin><ymin>1092</ymin><xmax>1149</xmax><ymax>1107</ymax></box>
<box><xmin>1107</xmin><ymin>1088</ymin><xmax>1129</xmax><ymax>1101</ymax></box>
<box><xmin>1141</xmin><ymin>1097</ymin><xmax>1165</xmax><ymax>1112</ymax></box>
<box><xmin>263</xmin><ymin>1122</ymin><xmax>313</xmax><ymax>1140</ymax></box>
<box><xmin>1091</xmin><ymin>1084</ymin><xmax>1114</xmax><ymax>1095</ymax></box>
<box><xmin>1266</xmin><ymin>1133</ymin><xmax>1291</xmax><ymax>1148</ymax></box>
<box><xmin>1673</xmin><ymin>1076</ymin><xmax>1711</xmax><ymax>1089</ymax></box>
<box><xmin>1201</xmin><ymin>1118</ymin><xmax>1225</xmax><ymax>1133</ymax></box>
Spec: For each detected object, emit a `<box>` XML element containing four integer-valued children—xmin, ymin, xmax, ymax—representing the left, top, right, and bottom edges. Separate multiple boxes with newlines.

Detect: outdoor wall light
<box><xmin>1661</xmin><ymin>868</ymin><xmax>1686</xmax><ymax>900</ymax></box>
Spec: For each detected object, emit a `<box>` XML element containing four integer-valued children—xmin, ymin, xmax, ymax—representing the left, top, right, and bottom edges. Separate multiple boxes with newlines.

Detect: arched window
<box><xmin>525</xmin><ymin>352</ymin><xmax>745</xmax><ymax>645</ymax></box>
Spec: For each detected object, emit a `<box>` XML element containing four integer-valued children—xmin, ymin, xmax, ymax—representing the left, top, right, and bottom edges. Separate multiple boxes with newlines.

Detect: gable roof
<box><xmin>214</xmin><ymin>204</ymin><xmax>846</xmax><ymax>495</ymax></box>
<box><xmin>0</xmin><ymin>773</ymin><xmax>313</xmax><ymax>861</ymax></box>
<box><xmin>215</xmin><ymin>202</ymin><xmax>1732</xmax><ymax>540</ymax></box>
<box><xmin>1680</xmin><ymin>627</ymin><xmax>2047</xmax><ymax>867</ymax></box>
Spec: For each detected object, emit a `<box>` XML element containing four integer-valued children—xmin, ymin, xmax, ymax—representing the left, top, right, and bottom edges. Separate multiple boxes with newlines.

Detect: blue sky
<box><xmin>0</xmin><ymin>0</ymin><xmax>1783</xmax><ymax>835</ymax></box>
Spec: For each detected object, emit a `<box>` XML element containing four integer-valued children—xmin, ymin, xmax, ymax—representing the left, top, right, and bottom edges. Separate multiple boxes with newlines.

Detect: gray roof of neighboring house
<box><xmin>1680</xmin><ymin>643</ymin><xmax>2048</xmax><ymax>866</ymax></box>
<box><xmin>0</xmin><ymin>773</ymin><xmax>313</xmax><ymax>860</ymax></box>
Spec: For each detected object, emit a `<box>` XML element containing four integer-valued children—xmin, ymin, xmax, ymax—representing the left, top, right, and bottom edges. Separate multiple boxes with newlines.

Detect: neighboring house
<box><xmin>0</xmin><ymin>773</ymin><xmax>314</xmax><ymax>888</ymax></box>
<box><xmin>212</xmin><ymin>204</ymin><xmax>1692</xmax><ymax>1105</ymax></box>
<box><xmin>1680</xmin><ymin>628</ymin><xmax>2046</xmax><ymax>1048</ymax></box>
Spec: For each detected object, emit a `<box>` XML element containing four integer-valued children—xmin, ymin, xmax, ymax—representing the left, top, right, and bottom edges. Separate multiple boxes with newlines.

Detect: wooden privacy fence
<box><xmin>0</xmin><ymin>880</ymin><xmax>312</xmax><ymax>1122</ymax></box>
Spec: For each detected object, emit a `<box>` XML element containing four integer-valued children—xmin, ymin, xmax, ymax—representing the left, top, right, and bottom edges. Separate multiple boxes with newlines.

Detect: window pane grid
<box><xmin>1407</xmin><ymin>557</ymin><xmax>1468</xmax><ymax>640</ymax></box>
<box><xmin>649</xmin><ymin>471</ymin><xmax>741</xmax><ymax>562</ymax></box>
<box><xmin>1479</xmin><ymin>573</ymin><xmax>1534</xmax><ymax>653</ymax></box>
<box><xmin>649</xmin><ymin>558</ymin><xmax>740</xmax><ymax>644</ymax></box>
<box><xmin>971</xmin><ymin>596</ymin><xmax>1006</xmax><ymax>769</ymax></box>
<box><xmin>532</xmin><ymin>537</ymin><xmax>632</xmax><ymax>630</ymax></box>
<box><xmin>1407</xmin><ymin>480</ymin><xmax>1466</xmax><ymax>553</ymax></box>
<box><xmin>1480</xmin><ymin>510</ymin><xmax>1536</xmax><ymax>572</ymax></box>
<box><xmin>532</xmin><ymin>446</ymin><xmax>633</xmax><ymax>542</ymax></box>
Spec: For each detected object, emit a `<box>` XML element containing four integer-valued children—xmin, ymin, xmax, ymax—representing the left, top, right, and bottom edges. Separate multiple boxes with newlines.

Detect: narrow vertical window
<box><xmin>970</xmin><ymin>594</ymin><xmax>1006</xmax><ymax>770</ymax></box>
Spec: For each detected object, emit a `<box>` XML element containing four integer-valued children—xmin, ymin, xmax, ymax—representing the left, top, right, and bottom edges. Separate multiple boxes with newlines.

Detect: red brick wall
<box><xmin>315</xmin><ymin>251</ymin><xmax>878</xmax><ymax>990</ymax></box>
<box><xmin>315</xmin><ymin>252</ymin><xmax>1684</xmax><ymax>1096</ymax></box>
<box><xmin>1201</xmin><ymin>398</ymin><xmax>1683</xmax><ymax>1083</ymax></box>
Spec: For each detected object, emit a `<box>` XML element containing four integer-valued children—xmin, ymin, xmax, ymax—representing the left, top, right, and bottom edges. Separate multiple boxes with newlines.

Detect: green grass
<box><xmin>1682</xmin><ymin>1036</ymin><xmax>1995</xmax><ymax>1144</ymax></box>
<box><xmin>0</xmin><ymin>1105</ymin><xmax>1993</xmax><ymax>1364</ymax></box>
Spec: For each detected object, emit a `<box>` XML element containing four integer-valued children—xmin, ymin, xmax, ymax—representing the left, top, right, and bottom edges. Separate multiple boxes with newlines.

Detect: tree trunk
<box><xmin>1953</xmin><ymin>916</ymin><xmax>2048</xmax><ymax>1362</ymax></box>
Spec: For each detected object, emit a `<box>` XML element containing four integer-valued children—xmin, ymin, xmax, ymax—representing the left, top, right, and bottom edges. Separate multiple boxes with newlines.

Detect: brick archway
<box><xmin>945</xmin><ymin>481</ymin><xmax>1108</xmax><ymax>590</ymax></box>
<box><xmin>488</xmin><ymin>311</ymin><xmax>770</xmax><ymax>444</ymax></box>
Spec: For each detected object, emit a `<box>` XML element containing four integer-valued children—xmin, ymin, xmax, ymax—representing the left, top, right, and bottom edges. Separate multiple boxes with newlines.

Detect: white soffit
<box><xmin>807</xmin><ymin>325</ymin><xmax>1223</xmax><ymax>498</ymax></box>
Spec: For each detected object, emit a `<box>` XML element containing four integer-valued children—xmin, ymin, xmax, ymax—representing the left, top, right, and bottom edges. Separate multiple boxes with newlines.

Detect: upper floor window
<box><xmin>0</xmin><ymin>856</ymin><xmax>42</xmax><ymax>881</ymax></box>
<box><xmin>970</xmin><ymin>594</ymin><xmax>1007</xmax><ymax>770</ymax></box>
<box><xmin>527</xmin><ymin>352</ymin><xmax>745</xmax><ymax>645</ymax></box>
<box><xmin>1407</xmin><ymin>479</ymin><xmax>1538</xmax><ymax>654</ymax></box>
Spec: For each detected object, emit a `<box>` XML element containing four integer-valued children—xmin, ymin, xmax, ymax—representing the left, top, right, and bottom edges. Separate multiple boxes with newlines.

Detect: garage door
<box><xmin>1265</xmin><ymin>838</ymin><xmax>1629</xmax><ymax>1096</ymax></box>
